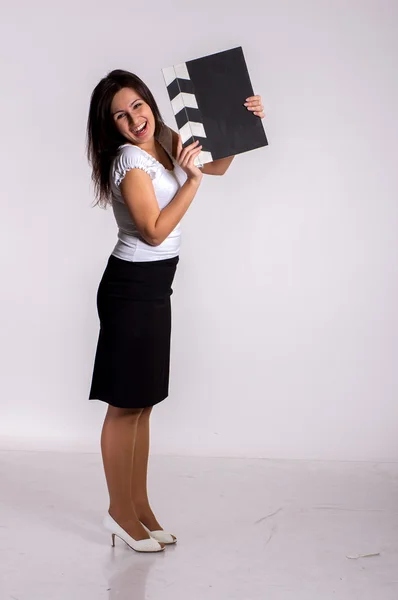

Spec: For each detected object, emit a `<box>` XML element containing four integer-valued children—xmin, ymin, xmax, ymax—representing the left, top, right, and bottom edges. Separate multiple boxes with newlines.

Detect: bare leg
<box><xmin>101</xmin><ymin>404</ymin><xmax>154</xmax><ymax>541</ymax></box>
<box><xmin>131</xmin><ymin>406</ymin><xmax>163</xmax><ymax>531</ymax></box>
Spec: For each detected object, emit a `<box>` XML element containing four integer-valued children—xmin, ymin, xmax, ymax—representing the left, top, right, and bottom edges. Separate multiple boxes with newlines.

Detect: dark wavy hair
<box><xmin>86</xmin><ymin>69</ymin><xmax>165</xmax><ymax>207</ymax></box>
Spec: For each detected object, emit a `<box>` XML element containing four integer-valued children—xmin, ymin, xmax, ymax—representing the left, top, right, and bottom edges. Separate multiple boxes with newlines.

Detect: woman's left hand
<box><xmin>244</xmin><ymin>95</ymin><xmax>265</xmax><ymax>119</ymax></box>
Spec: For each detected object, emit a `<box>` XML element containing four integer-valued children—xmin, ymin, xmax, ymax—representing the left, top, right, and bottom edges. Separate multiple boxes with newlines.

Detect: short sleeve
<box><xmin>112</xmin><ymin>145</ymin><xmax>158</xmax><ymax>188</ymax></box>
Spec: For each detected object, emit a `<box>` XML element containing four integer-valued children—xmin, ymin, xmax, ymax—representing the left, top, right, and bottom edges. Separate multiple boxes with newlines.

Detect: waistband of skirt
<box><xmin>108</xmin><ymin>254</ymin><xmax>179</xmax><ymax>267</ymax></box>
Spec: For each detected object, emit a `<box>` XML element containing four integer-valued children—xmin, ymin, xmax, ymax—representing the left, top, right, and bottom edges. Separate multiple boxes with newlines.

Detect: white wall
<box><xmin>0</xmin><ymin>0</ymin><xmax>397</xmax><ymax>461</ymax></box>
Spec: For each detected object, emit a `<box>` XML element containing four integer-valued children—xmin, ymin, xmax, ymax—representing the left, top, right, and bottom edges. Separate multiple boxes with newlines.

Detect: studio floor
<box><xmin>0</xmin><ymin>449</ymin><xmax>397</xmax><ymax>600</ymax></box>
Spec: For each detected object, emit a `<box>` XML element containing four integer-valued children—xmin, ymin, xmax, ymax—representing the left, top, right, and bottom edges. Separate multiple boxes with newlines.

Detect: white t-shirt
<box><xmin>110</xmin><ymin>140</ymin><xmax>187</xmax><ymax>262</ymax></box>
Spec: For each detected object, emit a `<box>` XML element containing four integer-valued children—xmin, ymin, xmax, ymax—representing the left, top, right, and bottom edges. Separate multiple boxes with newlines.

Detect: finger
<box><xmin>245</xmin><ymin>95</ymin><xmax>261</xmax><ymax>102</ymax></box>
<box><xmin>189</xmin><ymin>147</ymin><xmax>203</xmax><ymax>160</ymax></box>
<box><xmin>178</xmin><ymin>139</ymin><xmax>199</xmax><ymax>159</ymax></box>
<box><xmin>182</xmin><ymin>147</ymin><xmax>202</xmax><ymax>168</ymax></box>
<box><xmin>183</xmin><ymin>145</ymin><xmax>202</xmax><ymax>163</ymax></box>
<box><xmin>179</xmin><ymin>141</ymin><xmax>201</xmax><ymax>163</ymax></box>
<box><xmin>185</xmin><ymin>139</ymin><xmax>201</xmax><ymax>151</ymax></box>
<box><xmin>245</xmin><ymin>103</ymin><xmax>263</xmax><ymax>110</ymax></box>
<box><xmin>180</xmin><ymin>139</ymin><xmax>200</xmax><ymax>150</ymax></box>
<box><xmin>244</xmin><ymin>97</ymin><xmax>262</xmax><ymax>107</ymax></box>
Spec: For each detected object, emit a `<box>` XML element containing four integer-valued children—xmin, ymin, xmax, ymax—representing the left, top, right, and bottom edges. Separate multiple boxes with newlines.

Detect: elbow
<box><xmin>140</xmin><ymin>220</ymin><xmax>166</xmax><ymax>247</ymax></box>
<box><xmin>143</xmin><ymin>231</ymin><xmax>164</xmax><ymax>247</ymax></box>
<box><xmin>149</xmin><ymin>237</ymin><xmax>163</xmax><ymax>247</ymax></box>
<box><xmin>139</xmin><ymin>225</ymin><xmax>160</xmax><ymax>247</ymax></box>
<box><xmin>143</xmin><ymin>235</ymin><xmax>161</xmax><ymax>247</ymax></box>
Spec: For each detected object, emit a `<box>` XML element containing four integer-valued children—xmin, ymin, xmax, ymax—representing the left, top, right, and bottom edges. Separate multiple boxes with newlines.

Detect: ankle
<box><xmin>132</xmin><ymin>497</ymin><xmax>150</xmax><ymax>512</ymax></box>
<box><xmin>109</xmin><ymin>504</ymin><xmax>137</xmax><ymax>522</ymax></box>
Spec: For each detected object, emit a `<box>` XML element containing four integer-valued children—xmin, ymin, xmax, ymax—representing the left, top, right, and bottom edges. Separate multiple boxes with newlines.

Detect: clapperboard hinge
<box><xmin>162</xmin><ymin>63</ymin><xmax>213</xmax><ymax>167</ymax></box>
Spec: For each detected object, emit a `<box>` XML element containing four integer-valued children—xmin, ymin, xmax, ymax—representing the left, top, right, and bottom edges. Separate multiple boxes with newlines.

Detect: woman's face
<box><xmin>110</xmin><ymin>87</ymin><xmax>156</xmax><ymax>145</ymax></box>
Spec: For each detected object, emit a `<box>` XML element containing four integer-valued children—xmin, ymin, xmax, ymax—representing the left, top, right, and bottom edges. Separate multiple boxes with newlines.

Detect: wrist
<box><xmin>186</xmin><ymin>175</ymin><xmax>202</xmax><ymax>187</ymax></box>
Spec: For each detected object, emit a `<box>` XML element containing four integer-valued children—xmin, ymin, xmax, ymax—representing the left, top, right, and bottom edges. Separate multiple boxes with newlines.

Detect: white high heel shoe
<box><xmin>140</xmin><ymin>521</ymin><xmax>177</xmax><ymax>545</ymax></box>
<box><xmin>103</xmin><ymin>513</ymin><xmax>165</xmax><ymax>553</ymax></box>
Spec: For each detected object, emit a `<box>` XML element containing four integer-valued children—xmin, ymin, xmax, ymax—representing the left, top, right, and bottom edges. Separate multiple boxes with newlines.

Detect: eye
<box><xmin>133</xmin><ymin>102</ymin><xmax>142</xmax><ymax>109</ymax></box>
<box><xmin>116</xmin><ymin>113</ymin><xmax>126</xmax><ymax>120</ymax></box>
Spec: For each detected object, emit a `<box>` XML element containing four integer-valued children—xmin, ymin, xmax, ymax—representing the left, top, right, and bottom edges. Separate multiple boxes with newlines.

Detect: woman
<box><xmin>86</xmin><ymin>69</ymin><xmax>265</xmax><ymax>553</ymax></box>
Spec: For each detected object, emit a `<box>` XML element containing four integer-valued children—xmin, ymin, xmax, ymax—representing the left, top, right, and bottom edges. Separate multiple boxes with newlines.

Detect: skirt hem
<box><xmin>88</xmin><ymin>395</ymin><xmax>168</xmax><ymax>409</ymax></box>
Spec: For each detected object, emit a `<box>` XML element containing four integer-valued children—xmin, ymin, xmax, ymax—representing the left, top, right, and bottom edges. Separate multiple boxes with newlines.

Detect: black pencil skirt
<box><xmin>89</xmin><ymin>254</ymin><xmax>179</xmax><ymax>409</ymax></box>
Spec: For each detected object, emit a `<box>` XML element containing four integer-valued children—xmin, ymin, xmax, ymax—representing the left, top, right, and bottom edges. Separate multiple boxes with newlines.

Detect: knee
<box><xmin>140</xmin><ymin>406</ymin><xmax>153</xmax><ymax>419</ymax></box>
<box><xmin>106</xmin><ymin>405</ymin><xmax>144</xmax><ymax>421</ymax></box>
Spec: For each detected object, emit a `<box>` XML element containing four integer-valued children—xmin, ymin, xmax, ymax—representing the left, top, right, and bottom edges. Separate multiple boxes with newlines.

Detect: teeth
<box><xmin>134</xmin><ymin>122</ymin><xmax>146</xmax><ymax>133</ymax></box>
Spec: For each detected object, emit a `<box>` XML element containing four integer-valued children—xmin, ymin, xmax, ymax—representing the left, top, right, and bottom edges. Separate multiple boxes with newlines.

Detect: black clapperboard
<box><xmin>162</xmin><ymin>46</ymin><xmax>268</xmax><ymax>166</ymax></box>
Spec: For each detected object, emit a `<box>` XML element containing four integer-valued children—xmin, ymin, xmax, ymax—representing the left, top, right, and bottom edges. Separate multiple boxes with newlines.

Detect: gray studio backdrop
<box><xmin>0</xmin><ymin>0</ymin><xmax>397</xmax><ymax>460</ymax></box>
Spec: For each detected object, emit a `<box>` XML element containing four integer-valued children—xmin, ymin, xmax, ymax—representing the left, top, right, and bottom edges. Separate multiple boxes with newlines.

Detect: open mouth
<box><xmin>132</xmin><ymin>121</ymin><xmax>148</xmax><ymax>137</ymax></box>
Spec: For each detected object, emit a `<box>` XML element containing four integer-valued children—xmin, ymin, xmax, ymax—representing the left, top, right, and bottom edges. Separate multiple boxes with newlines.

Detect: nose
<box><xmin>127</xmin><ymin>106</ymin><xmax>141</xmax><ymax>124</ymax></box>
<box><xmin>126</xmin><ymin>110</ymin><xmax>135</xmax><ymax>124</ymax></box>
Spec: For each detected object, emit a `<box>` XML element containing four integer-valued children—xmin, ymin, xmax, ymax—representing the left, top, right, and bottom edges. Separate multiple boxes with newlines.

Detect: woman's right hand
<box><xmin>176</xmin><ymin>136</ymin><xmax>203</xmax><ymax>184</ymax></box>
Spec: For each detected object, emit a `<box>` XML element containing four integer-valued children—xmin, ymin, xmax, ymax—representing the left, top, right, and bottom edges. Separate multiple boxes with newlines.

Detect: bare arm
<box><xmin>201</xmin><ymin>156</ymin><xmax>235</xmax><ymax>175</ymax></box>
<box><xmin>120</xmin><ymin>172</ymin><xmax>200</xmax><ymax>246</ymax></box>
<box><xmin>120</xmin><ymin>139</ymin><xmax>203</xmax><ymax>247</ymax></box>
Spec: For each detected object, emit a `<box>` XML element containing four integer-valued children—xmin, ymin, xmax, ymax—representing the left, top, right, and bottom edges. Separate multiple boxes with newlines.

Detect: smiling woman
<box><xmin>85</xmin><ymin>67</ymin><xmax>265</xmax><ymax>555</ymax></box>
<box><xmin>85</xmin><ymin>68</ymin><xmax>205</xmax><ymax>554</ymax></box>
<box><xmin>87</xmin><ymin>70</ymin><xmax>168</xmax><ymax>208</ymax></box>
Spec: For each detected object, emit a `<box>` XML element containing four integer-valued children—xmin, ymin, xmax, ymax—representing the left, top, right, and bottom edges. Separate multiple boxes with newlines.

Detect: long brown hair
<box><xmin>86</xmin><ymin>69</ymin><xmax>165</xmax><ymax>207</ymax></box>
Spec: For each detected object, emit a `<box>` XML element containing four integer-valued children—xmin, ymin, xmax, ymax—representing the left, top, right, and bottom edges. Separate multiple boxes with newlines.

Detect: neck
<box><xmin>137</xmin><ymin>136</ymin><xmax>158</xmax><ymax>155</ymax></box>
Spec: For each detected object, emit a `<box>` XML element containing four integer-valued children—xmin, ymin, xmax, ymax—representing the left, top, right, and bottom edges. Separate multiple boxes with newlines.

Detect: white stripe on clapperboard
<box><xmin>171</xmin><ymin>92</ymin><xmax>198</xmax><ymax>114</ymax></box>
<box><xmin>162</xmin><ymin>63</ymin><xmax>213</xmax><ymax>167</ymax></box>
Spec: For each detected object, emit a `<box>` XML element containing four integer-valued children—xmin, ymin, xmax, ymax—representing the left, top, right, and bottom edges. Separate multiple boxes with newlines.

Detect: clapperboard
<box><xmin>162</xmin><ymin>46</ymin><xmax>268</xmax><ymax>166</ymax></box>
